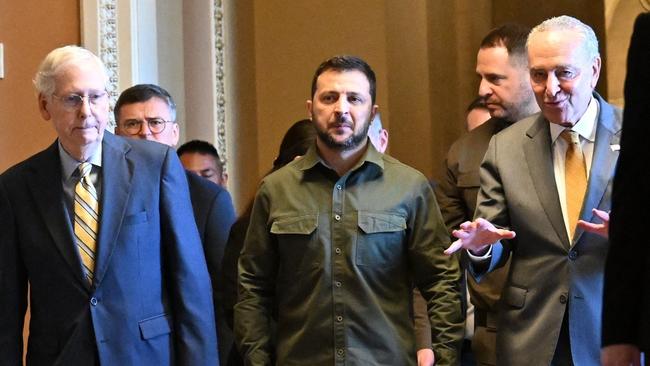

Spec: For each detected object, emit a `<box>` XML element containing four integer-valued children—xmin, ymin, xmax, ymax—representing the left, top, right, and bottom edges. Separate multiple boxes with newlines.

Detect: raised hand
<box><xmin>577</xmin><ymin>208</ymin><xmax>610</xmax><ymax>238</ymax></box>
<box><xmin>444</xmin><ymin>218</ymin><xmax>516</xmax><ymax>255</ymax></box>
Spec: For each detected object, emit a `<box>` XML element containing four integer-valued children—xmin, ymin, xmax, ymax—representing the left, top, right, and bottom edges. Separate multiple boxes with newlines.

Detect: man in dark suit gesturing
<box><xmin>445</xmin><ymin>16</ymin><xmax>622</xmax><ymax>365</ymax></box>
<box><xmin>0</xmin><ymin>46</ymin><xmax>218</xmax><ymax>365</ymax></box>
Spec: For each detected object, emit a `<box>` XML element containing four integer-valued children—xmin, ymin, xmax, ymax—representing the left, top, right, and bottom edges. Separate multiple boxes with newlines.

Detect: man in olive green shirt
<box><xmin>235</xmin><ymin>55</ymin><xmax>463</xmax><ymax>366</ymax></box>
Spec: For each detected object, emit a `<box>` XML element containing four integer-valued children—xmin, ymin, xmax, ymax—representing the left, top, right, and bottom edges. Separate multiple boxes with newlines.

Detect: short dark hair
<box><xmin>177</xmin><ymin>140</ymin><xmax>223</xmax><ymax>170</ymax></box>
<box><xmin>480</xmin><ymin>23</ymin><xmax>531</xmax><ymax>63</ymax></box>
<box><xmin>114</xmin><ymin>84</ymin><xmax>177</xmax><ymax>122</ymax></box>
<box><xmin>466</xmin><ymin>96</ymin><xmax>489</xmax><ymax>113</ymax></box>
<box><xmin>310</xmin><ymin>55</ymin><xmax>376</xmax><ymax>104</ymax></box>
<box><xmin>273</xmin><ymin>119</ymin><xmax>316</xmax><ymax>170</ymax></box>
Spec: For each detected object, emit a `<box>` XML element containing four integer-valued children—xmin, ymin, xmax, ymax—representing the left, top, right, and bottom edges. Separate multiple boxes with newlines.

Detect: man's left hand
<box><xmin>577</xmin><ymin>208</ymin><xmax>610</xmax><ymax>238</ymax></box>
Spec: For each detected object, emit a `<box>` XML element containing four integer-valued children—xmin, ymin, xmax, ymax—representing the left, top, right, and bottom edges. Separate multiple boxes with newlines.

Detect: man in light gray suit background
<box><xmin>445</xmin><ymin>16</ymin><xmax>621</xmax><ymax>365</ymax></box>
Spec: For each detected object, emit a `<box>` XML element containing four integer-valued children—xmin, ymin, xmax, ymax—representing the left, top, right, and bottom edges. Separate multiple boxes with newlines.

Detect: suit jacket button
<box><xmin>568</xmin><ymin>250</ymin><xmax>578</xmax><ymax>260</ymax></box>
<box><xmin>559</xmin><ymin>294</ymin><xmax>567</xmax><ymax>304</ymax></box>
<box><xmin>90</xmin><ymin>297</ymin><xmax>98</xmax><ymax>306</ymax></box>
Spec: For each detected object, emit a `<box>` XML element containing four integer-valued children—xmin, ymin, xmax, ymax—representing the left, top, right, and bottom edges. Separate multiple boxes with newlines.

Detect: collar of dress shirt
<box><xmin>297</xmin><ymin>138</ymin><xmax>385</xmax><ymax>172</ymax></box>
<box><xmin>549</xmin><ymin>95</ymin><xmax>599</xmax><ymax>144</ymax></box>
<box><xmin>58</xmin><ymin>141</ymin><xmax>103</xmax><ymax>181</ymax></box>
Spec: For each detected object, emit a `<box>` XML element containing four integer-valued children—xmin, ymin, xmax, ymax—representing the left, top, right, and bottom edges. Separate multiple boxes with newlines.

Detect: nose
<box><xmin>334</xmin><ymin>96</ymin><xmax>350</xmax><ymax>115</ymax></box>
<box><xmin>78</xmin><ymin>96</ymin><xmax>92</xmax><ymax>117</ymax></box>
<box><xmin>545</xmin><ymin>73</ymin><xmax>561</xmax><ymax>97</ymax></box>
<box><xmin>478</xmin><ymin>78</ymin><xmax>492</xmax><ymax>98</ymax></box>
<box><xmin>138</xmin><ymin>121</ymin><xmax>153</xmax><ymax>137</ymax></box>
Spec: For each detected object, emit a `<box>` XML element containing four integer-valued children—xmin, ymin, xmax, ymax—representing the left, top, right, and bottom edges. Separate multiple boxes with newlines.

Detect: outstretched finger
<box><xmin>444</xmin><ymin>239</ymin><xmax>464</xmax><ymax>255</ymax></box>
<box><xmin>577</xmin><ymin>220</ymin><xmax>603</xmax><ymax>231</ymax></box>
<box><xmin>496</xmin><ymin>229</ymin><xmax>516</xmax><ymax>240</ymax></box>
<box><xmin>592</xmin><ymin>208</ymin><xmax>610</xmax><ymax>221</ymax></box>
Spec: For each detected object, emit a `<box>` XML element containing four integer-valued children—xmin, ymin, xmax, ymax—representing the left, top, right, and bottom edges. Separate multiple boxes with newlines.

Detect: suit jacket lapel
<box><xmin>524</xmin><ymin>116</ymin><xmax>571</xmax><ymax>248</ymax></box>
<box><xmin>574</xmin><ymin>96</ymin><xmax>622</xmax><ymax>243</ymax></box>
<box><xmin>27</xmin><ymin>142</ymin><xmax>89</xmax><ymax>288</ymax></box>
<box><xmin>93</xmin><ymin>133</ymin><xmax>134</xmax><ymax>287</ymax></box>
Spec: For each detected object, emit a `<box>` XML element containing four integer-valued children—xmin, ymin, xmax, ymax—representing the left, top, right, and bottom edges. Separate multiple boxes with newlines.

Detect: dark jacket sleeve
<box><xmin>0</xmin><ymin>178</ymin><xmax>28</xmax><ymax>366</ymax></box>
<box><xmin>602</xmin><ymin>12</ymin><xmax>650</xmax><ymax>349</ymax></box>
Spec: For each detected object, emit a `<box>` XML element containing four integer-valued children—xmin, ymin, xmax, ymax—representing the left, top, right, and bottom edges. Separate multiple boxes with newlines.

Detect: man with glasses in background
<box><xmin>114</xmin><ymin>83</ymin><xmax>236</xmax><ymax>364</ymax></box>
<box><xmin>0</xmin><ymin>46</ymin><xmax>217</xmax><ymax>365</ymax></box>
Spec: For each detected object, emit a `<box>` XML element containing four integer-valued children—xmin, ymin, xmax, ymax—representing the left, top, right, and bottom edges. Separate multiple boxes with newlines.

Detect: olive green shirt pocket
<box><xmin>356</xmin><ymin>211</ymin><xmax>406</xmax><ymax>268</ymax></box>
<box><xmin>271</xmin><ymin>214</ymin><xmax>319</xmax><ymax>273</ymax></box>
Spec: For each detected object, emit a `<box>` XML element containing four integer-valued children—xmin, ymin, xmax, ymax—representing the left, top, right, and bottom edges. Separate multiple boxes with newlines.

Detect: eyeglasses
<box><xmin>52</xmin><ymin>92</ymin><xmax>108</xmax><ymax>110</ymax></box>
<box><xmin>120</xmin><ymin>118</ymin><xmax>174</xmax><ymax>135</ymax></box>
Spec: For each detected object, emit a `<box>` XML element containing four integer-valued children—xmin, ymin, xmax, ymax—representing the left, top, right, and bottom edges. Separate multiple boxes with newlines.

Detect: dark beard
<box><xmin>315</xmin><ymin>116</ymin><xmax>371</xmax><ymax>151</ymax></box>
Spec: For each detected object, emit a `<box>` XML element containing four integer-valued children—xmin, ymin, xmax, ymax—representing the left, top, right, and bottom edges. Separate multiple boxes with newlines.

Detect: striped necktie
<box><xmin>561</xmin><ymin>129</ymin><xmax>587</xmax><ymax>241</ymax></box>
<box><xmin>74</xmin><ymin>162</ymin><xmax>99</xmax><ymax>283</ymax></box>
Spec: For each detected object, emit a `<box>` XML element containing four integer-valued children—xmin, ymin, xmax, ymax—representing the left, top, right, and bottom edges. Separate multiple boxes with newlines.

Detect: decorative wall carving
<box><xmin>214</xmin><ymin>0</ymin><xmax>227</xmax><ymax>170</ymax></box>
<box><xmin>98</xmin><ymin>0</ymin><xmax>118</xmax><ymax>126</ymax></box>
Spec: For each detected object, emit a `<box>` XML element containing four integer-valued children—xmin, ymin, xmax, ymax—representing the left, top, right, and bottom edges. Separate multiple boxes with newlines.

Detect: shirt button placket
<box><xmin>332</xmin><ymin>180</ymin><xmax>346</xmax><ymax>364</ymax></box>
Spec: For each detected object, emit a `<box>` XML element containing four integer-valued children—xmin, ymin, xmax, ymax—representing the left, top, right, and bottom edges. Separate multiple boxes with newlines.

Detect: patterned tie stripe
<box><xmin>74</xmin><ymin>162</ymin><xmax>99</xmax><ymax>283</ymax></box>
<box><xmin>561</xmin><ymin>129</ymin><xmax>587</xmax><ymax>241</ymax></box>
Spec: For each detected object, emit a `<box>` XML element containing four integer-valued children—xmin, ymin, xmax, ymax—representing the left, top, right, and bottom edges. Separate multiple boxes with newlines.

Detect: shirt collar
<box><xmin>58</xmin><ymin>141</ymin><xmax>103</xmax><ymax>180</ymax></box>
<box><xmin>550</xmin><ymin>96</ymin><xmax>599</xmax><ymax>143</ymax></box>
<box><xmin>297</xmin><ymin>138</ymin><xmax>385</xmax><ymax>172</ymax></box>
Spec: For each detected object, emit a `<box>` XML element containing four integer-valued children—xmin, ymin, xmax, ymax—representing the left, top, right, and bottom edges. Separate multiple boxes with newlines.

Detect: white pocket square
<box><xmin>610</xmin><ymin>144</ymin><xmax>620</xmax><ymax>151</ymax></box>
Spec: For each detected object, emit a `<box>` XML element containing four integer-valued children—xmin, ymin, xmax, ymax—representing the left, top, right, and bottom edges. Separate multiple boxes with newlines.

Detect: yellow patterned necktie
<box><xmin>74</xmin><ymin>162</ymin><xmax>99</xmax><ymax>283</ymax></box>
<box><xmin>561</xmin><ymin>130</ymin><xmax>587</xmax><ymax>241</ymax></box>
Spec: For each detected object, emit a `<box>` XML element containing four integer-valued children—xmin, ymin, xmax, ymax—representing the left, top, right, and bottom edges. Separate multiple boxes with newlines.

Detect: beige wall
<box><xmin>0</xmin><ymin>1</ymin><xmax>639</xmax><ymax>213</ymax></box>
<box><xmin>604</xmin><ymin>0</ymin><xmax>646</xmax><ymax>107</ymax></box>
<box><xmin>223</xmin><ymin>0</ymin><xmax>632</xmax><ymax>211</ymax></box>
<box><xmin>224</xmin><ymin>0</ymin><xmax>492</xmax><ymax>210</ymax></box>
<box><xmin>0</xmin><ymin>0</ymin><xmax>80</xmax><ymax>172</ymax></box>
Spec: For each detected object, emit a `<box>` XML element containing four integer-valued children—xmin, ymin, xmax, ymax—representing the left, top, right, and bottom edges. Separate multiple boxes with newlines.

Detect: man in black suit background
<box><xmin>601</xmin><ymin>12</ymin><xmax>650</xmax><ymax>366</ymax></box>
<box><xmin>114</xmin><ymin>84</ymin><xmax>236</xmax><ymax>364</ymax></box>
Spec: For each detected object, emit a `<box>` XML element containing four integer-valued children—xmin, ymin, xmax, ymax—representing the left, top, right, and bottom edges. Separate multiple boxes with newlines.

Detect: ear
<box><xmin>379</xmin><ymin>129</ymin><xmax>389</xmax><ymax>152</ymax></box>
<box><xmin>171</xmin><ymin>122</ymin><xmax>180</xmax><ymax>147</ymax></box>
<box><xmin>306</xmin><ymin>100</ymin><xmax>313</xmax><ymax>119</ymax></box>
<box><xmin>590</xmin><ymin>56</ymin><xmax>601</xmax><ymax>89</ymax></box>
<box><xmin>38</xmin><ymin>93</ymin><xmax>52</xmax><ymax>121</ymax></box>
<box><xmin>371</xmin><ymin>104</ymin><xmax>379</xmax><ymax>120</ymax></box>
<box><xmin>221</xmin><ymin>171</ymin><xmax>229</xmax><ymax>187</ymax></box>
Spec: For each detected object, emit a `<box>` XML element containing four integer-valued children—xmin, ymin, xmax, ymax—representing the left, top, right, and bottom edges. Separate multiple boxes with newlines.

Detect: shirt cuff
<box><xmin>466</xmin><ymin>245</ymin><xmax>492</xmax><ymax>262</ymax></box>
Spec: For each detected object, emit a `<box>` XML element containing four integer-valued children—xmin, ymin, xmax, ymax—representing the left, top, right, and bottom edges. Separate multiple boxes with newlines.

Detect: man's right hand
<box><xmin>601</xmin><ymin>344</ymin><xmax>641</xmax><ymax>366</ymax></box>
<box><xmin>444</xmin><ymin>218</ymin><xmax>516</xmax><ymax>255</ymax></box>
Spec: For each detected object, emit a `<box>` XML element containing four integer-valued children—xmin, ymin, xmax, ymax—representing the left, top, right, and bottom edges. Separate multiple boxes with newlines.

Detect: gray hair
<box><xmin>34</xmin><ymin>45</ymin><xmax>108</xmax><ymax>97</ymax></box>
<box><xmin>528</xmin><ymin>15</ymin><xmax>600</xmax><ymax>61</ymax></box>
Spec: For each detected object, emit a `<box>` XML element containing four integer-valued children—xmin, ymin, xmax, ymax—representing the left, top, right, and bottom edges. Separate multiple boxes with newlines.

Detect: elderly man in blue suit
<box><xmin>0</xmin><ymin>46</ymin><xmax>218</xmax><ymax>365</ymax></box>
<box><xmin>114</xmin><ymin>83</ymin><xmax>236</xmax><ymax>364</ymax></box>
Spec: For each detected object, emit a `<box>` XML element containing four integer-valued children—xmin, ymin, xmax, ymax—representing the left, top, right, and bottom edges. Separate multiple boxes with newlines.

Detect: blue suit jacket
<box><xmin>186</xmin><ymin>171</ymin><xmax>236</xmax><ymax>364</ymax></box>
<box><xmin>0</xmin><ymin>132</ymin><xmax>218</xmax><ymax>365</ymax></box>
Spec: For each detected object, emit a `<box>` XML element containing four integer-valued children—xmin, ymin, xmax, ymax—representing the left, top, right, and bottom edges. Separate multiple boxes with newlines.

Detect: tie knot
<box><xmin>78</xmin><ymin>162</ymin><xmax>92</xmax><ymax>178</ymax></box>
<box><xmin>560</xmin><ymin>129</ymin><xmax>580</xmax><ymax>145</ymax></box>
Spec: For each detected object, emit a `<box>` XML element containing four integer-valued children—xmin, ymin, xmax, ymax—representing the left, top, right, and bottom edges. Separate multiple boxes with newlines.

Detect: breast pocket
<box><xmin>356</xmin><ymin>211</ymin><xmax>406</xmax><ymax>267</ymax></box>
<box><xmin>271</xmin><ymin>214</ymin><xmax>319</xmax><ymax>273</ymax></box>
<box><xmin>503</xmin><ymin>285</ymin><xmax>527</xmax><ymax>309</ymax></box>
<box><xmin>123</xmin><ymin>210</ymin><xmax>148</xmax><ymax>226</ymax></box>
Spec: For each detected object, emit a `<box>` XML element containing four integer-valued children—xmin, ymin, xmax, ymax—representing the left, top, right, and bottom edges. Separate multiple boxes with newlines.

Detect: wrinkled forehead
<box><xmin>528</xmin><ymin>30</ymin><xmax>591</xmax><ymax>62</ymax></box>
<box><xmin>53</xmin><ymin>59</ymin><xmax>108</xmax><ymax>91</ymax></box>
